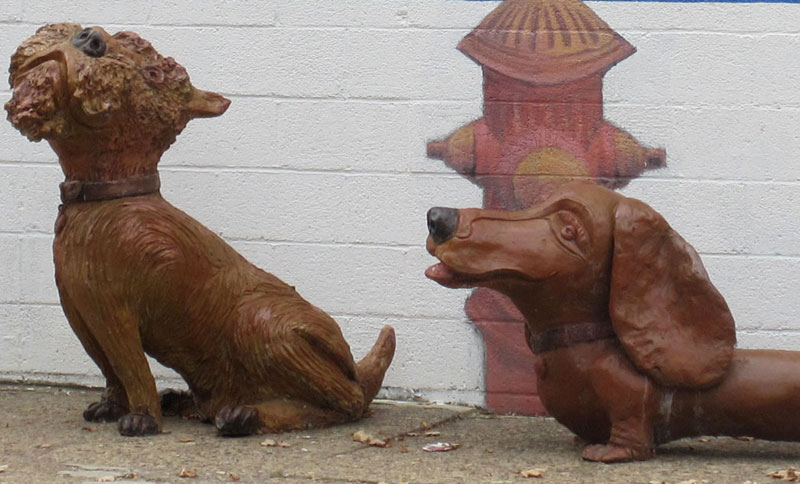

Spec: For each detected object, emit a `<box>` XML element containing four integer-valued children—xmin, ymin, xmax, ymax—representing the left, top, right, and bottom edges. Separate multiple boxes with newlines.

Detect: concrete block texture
<box><xmin>1</xmin><ymin>0</ymin><xmax>800</xmax><ymax>408</ymax></box>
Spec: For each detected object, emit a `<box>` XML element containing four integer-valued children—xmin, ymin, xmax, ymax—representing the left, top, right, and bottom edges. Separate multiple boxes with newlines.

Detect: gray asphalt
<box><xmin>1</xmin><ymin>384</ymin><xmax>799</xmax><ymax>483</ymax></box>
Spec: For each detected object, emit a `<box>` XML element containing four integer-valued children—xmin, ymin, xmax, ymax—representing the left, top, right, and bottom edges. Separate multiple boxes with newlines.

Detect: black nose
<box><xmin>427</xmin><ymin>207</ymin><xmax>459</xmax><ymax>244</ymax></box>
<box><xmin>72</xmin><ymin>28</ymin><xmax>106</xmax><ymax>58</ymax></box>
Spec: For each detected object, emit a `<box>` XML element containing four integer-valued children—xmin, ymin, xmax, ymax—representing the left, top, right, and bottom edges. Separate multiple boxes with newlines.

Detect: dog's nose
<box><xmin>72</xmin><ymin>28</ymin><xmax>106</xmax><ymax>58</ymax></box>
<box><xmin>427</xmin><ymin>207</ymin><xmax>459</xmax><ymax>244</ymax></box>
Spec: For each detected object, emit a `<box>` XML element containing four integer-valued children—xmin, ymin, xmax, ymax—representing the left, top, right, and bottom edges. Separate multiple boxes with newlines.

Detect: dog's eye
<box><xmin>561</xmin><ymin>225</ymin><xmax>576</xmax><ymax>241</ymax></box>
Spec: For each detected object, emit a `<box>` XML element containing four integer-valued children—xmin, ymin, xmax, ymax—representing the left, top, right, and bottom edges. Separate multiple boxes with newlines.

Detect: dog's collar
<box><xmin>529</xmin><ymin>321</ymin><xmax>616</xmax><ymax>354</ymax></box>
<box><xmin>60</xmin><ymin>173</ymin><xmax>161</xmax><ymax>204</ymax></box>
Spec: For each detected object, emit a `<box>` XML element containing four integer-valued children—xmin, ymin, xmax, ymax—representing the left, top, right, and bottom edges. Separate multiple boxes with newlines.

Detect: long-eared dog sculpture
<box><xmin>5</xmin><ymin>23</ymin><xmax>395</xmax><ymax>437</ymax></box>
<box><xmin>426</xmin><ymin>182</ymin><xmax>800</xmax><ymax>462</ymax></box>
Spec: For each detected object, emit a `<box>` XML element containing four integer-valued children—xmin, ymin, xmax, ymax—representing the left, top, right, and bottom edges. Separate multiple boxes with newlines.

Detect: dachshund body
<box><xmin>6</xmin><ymin>24</ymin><xmax>394</xmax><ymax>437</ymax></box>
<box><xmin>426</xmin><ymin>182</ymin><xmax>800</xmax><ymax>462</ymax></box>
<box><xmin>536</xmin><ymin>342</ymin><xmax>800</xmax><ymax>460</ymax></box>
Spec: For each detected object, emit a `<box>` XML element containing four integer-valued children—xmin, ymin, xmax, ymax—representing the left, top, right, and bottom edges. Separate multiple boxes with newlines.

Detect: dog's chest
<box><xmin>536</xmin><ymin>351</ymin><xmax>612</xmax><ymax>441</ymax></box>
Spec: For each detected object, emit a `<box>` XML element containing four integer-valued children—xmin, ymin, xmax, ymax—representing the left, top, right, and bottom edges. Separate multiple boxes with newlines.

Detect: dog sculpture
<box><xmin>426</xmin><ymin>182</ymin><xmax>800</xmax><ymax>462</ymax></box>
<box><xmin>5</xmin><ymin>23</ymin><xmax>395</xmax><ymax>437</ymax></box>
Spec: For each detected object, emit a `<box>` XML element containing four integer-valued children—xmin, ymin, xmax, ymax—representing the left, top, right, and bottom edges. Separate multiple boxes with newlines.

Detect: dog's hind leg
<box><xmin>215</xmin><ymin>399</ymin><xmax>353</xmax><ymax>436</ymax></box>
<box><xmin>215</xmin><ymin>326</ymin><xmax>392</xmax><ymax>436</ymax></box>
<box><xmin>356</xmin><ymin>326</ymin><xmax>396</xmax><ymax>410</ymax></box>
<box><xmin>271</xmin><ymin>321</ymin><xmax>367</xmax><ymax>417</ymax></box>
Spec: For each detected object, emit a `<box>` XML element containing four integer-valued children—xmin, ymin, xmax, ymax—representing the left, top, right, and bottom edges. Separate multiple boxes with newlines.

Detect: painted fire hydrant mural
<box><xmin>427</xmin><ymin>0</ymin><xmax>667</xmax><ymax>414</ymax></box>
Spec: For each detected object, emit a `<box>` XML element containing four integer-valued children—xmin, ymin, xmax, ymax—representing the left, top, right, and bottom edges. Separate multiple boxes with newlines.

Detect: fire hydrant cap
<box><xmin>458</xmin><ymin>0</ymin><xmax>635</xmax><ymax>85</ymax></box>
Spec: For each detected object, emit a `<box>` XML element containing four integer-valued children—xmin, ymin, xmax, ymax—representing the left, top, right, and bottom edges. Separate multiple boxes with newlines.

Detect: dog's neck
<box><xmin>53</xmin><ymin>144</ymin><xmax>164</xmax><ymax>204</ymax></box>
<box><xmin>51</xmin><ymin>138</ymin><xmax>163</xmax><ymax>182</ymax></box>
<box><xmin>501</xmin><ymin>282</ymin><xmax>611</xmax><ymax>334</ymax></box>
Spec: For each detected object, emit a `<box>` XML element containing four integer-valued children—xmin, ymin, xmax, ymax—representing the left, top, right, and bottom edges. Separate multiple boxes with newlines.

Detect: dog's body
<box><xmin>426</xmin><ymin>182</ymin><xmax>800</xmax><ymax>462</ymax></box>
<box><xmin>7</xmin><ymin>23</ymin><xmax>394</xmax><ymax>436</ymax></box>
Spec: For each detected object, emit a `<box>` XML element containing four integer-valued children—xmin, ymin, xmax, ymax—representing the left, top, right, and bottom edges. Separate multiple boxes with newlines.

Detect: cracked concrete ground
<box><xmin>1</xmin><ymin>384</ymin><xmax>800</xmax><ymax>483</ymax></box>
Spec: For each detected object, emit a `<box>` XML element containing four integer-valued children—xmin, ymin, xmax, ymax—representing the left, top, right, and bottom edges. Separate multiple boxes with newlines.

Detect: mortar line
<box><xmin>3</xmin><ymin>19</ymin><xmax>800</xmax><ymax>35</ymax></box>
<box><xmin>2</xmin><ymin>231</ymin><xmax>800</xmax><ymax>260</ymax></box>
<box><xmin>3</xmin><ymin>160</ymin><xmax>800</xmax><ymax>187</ymax></box>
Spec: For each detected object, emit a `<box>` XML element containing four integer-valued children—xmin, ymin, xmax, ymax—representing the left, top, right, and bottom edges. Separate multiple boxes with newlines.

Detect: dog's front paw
<box><xmin>215</xmin><ymin>405</ymin><xmax>260</xmax><ymax>437</ymax></box>
<box><xmin>582</xmin><ymin>443</ymin><xmax>652</xmax><ymax>463</ymax></box>
<box><xmin>117</xmin><ymin>413</ymin><xmax>159</xmax><ymax>436</ymax></box>
<box><xmin>84</xmin><ymin>399</ymin><xmax>127</xmax><ymax>422</ymax></box>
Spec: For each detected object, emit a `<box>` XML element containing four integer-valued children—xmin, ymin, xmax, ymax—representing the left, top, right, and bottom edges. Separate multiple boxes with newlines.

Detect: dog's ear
<box><xmin>609</xmin><ymin>197</ymin><xmax>736</xmax><ymax>388</ymax></box>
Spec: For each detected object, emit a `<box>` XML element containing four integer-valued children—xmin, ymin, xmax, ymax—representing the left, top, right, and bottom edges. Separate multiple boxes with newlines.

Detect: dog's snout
<box><xmin>427</xmin><ymin>207</ymin><xmax>459</xmax><ymax>244</ymax></box>
<box><xmin>72</xmin><ymin>28</ymin><xmax>106</xmax><ymax>58</ymax></box>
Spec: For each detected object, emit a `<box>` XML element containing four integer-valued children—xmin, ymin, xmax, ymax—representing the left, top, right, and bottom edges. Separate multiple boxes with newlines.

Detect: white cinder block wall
<box><xmin>1</xmin><ymin>1</ymin><xmax>799</xmax><ymax>407</ymax></box>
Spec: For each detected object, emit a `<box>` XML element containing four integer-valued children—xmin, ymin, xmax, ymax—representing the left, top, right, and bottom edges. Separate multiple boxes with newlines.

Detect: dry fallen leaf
<box><xmin>0</xmin><ymin>465</ymin><xmax>7</xmax><ymax>473</ymax></box>
<box><xmin>97</xmin><ymin>476</ymin><xmax>116</xmax><ymax>482</ymax></box>
<box><xmin>352</xmin><ymin>430</ymin><xmax>388</xmax><ymax>447</ymax></box>
<box><xmin>36</xmin><ymin>443</ymin><xmax>52</xmax><ymax>449</ymax></box>
<box><xmin>697</xmin><ymin>437</ymin><xmax>711</xmax><ymax>443</ymax></box>
<box><xmin>178</xmin><ymin>438</ymin><xmax>195</xmax><ymax>443</ymax></box>
<box><xmin>278</xmin><ymin>442</ymin><xmax>291</xmax><ymax>448</ymax></box>
<box><xmin>422</xmin><ymin>442</ymin><xmax>460</xmax><ymax>452</ymax></box>
<box><xmin>81</xmin><ymin>426</ymin><xmax>96</xmax><ymax>432</ymax></box>
<box><xmin>424</xmin><ymin>431</ymin><xmax>440</xmax><ymax>437</ymax></box>
<box><xmin>769</xmin><ymin>468</ymin><xmax>799</xmax><ymax>481</ymax></box>
<box><xmin>178</xmin><ymin>468</ymin><xmax>197</xmax><ymax>478</ymax></box>
<box><xmin>519</xmin><ymin>468</ymin><xmax>547</xmax><ymax>478</ymax></box>
<box><xmin>406</xmin><ymin>432</ymin><xmax>418</xmax><ymax>437</ymax></box>
<box><xmin>260</xmin><ymin>439</ymin><xmax>277</xmax><ymax>447</ymax></box>
<box><xmin>736</xmin><ymin>436</ymin><xmax>755</xmax><ymax>441</ymax></box>
<box><xmin>421</xmin><ymin>421</ymin><xmax>432</xmax><ymax>430</ymax></box>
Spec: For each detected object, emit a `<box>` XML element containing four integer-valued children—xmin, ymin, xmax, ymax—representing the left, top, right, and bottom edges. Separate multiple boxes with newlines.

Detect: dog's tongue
<box><xmin>425</xmin><ymin>262</ymin><xmax>458</xmax><ymax>284</ymax></box>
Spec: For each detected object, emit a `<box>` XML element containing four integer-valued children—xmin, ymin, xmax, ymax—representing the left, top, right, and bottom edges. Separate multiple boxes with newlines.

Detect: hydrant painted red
<box><xmin>427</xmin><ymin>0</ymin><xmax>667</xmax><ymax>415</ymax></box>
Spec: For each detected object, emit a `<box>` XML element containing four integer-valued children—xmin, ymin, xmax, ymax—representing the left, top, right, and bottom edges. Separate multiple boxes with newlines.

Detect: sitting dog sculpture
<box><xmin>426</xmin><ymin>182</ymin><xmax>800</xmax><ymax>462</ymax></box>
<box><xmin>5</xmin><ymin>23</ymin><xmax>395</xmax><ymax>437</ymax></box>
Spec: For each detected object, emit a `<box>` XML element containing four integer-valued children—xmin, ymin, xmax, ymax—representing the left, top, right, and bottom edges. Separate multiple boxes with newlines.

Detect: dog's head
<box><xmin>5</xmin><ymin>23</ymin><xmax>229</xmax><ymax>178</ymax></box>
<box><xmin>426</xmin><ymin>182</ymin><xmax>736</xmax><ymax>388</ymax></box>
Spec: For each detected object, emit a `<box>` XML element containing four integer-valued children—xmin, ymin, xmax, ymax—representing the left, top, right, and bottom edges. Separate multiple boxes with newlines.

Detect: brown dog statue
<box><xmin>5</xmin><ymin>23</ymin><xmax>395</xmax><ymax>437</ymax></box>
<box><xmin>426</xmin><ymin>182</ymin><xmax>800</xmax><ymax>462</ymax></box>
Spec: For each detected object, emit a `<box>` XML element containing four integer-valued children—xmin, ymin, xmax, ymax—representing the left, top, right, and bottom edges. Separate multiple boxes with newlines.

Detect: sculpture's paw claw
<box><xmin>159</xmin><ymin>389</ymin><xmax>200</xmax><ymax>419</ymax></box>
<box><xmin>83</xmin><ymin>399</ymin><xmax>127</xmax><ymax>422</ymax></box>
<box><xmin>215</xmin><ymin>405</ymin><xmax>260</xmax><ymax>437</ymax></box>
<box><xmin>581</xmin><ymin>443</ymin><xmax>652</xmax><ymax>463</ymax></box>
<box><xmin>117</xmin><ymin>413</ymin><xmax>159</xmax><ymax>436</ymax></box>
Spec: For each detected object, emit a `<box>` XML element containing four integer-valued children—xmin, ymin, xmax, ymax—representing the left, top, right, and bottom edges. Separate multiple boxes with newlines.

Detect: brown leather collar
<box><xmin>60</xmin><ymin>173</ymin><xmax>161</xmax><ymax>204</ymax></box>
<box><xmin>529</xmin><ymin>321</ymin><xmax>616</xmax><ymax>354</ymax></box>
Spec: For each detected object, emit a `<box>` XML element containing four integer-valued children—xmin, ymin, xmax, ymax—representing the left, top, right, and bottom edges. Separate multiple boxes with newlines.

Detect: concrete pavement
<box><xmin>2</xmin><ymin>384</ymin><xmax>799</xmax><ymax>483</ymax></box>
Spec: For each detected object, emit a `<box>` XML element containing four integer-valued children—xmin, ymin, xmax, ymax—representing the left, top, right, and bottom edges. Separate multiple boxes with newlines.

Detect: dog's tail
<box><xmin>357</xmin><ymin>325</ymin><xmax>396</xmax><ymax>411</ymax></box>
